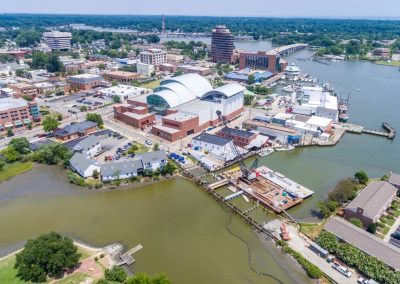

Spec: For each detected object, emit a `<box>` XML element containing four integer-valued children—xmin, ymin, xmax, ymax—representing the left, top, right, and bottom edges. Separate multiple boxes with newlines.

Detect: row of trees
<box><xmin>164</xmin><ymin>40</ymin><xmax>208</xmax><ymax>60</ymax></box>
<box><xmin>30</xmin><ymin>51</ymin><xmax>63</xmax><ymax>73</ymax></box>
<box><xmin>317</xmin><ymin>171</ymin><xmax>369</xmax><ymax>218</ymax></box>
<box><xmin>316</xmin><ymin>231</ymin><xmax>400</xmax><ymax>284</ymax></box>
<box><xmin>98</xmin><ymin>266</ymin><xmax>172</xmax><ymax>284</ymax></box>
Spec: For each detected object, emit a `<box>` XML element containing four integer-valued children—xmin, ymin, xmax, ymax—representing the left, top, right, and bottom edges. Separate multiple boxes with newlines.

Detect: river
<box><xmin>1</xmin><ymin>40</ymin><xmax>399</xmax><ymax>283</ymax></box>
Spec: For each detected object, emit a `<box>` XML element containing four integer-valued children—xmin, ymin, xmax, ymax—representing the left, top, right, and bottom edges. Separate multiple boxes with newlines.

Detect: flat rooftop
<box><xmin>153</xmin><ymin>124</ymin><xmax>181</xmax><ymax>134</ymax></box>
<box><xmin>325</xmin><ymin>217</ymin><xmax>400</xmax><ymax>270</ymax></box>
<box><xmin>164</xmin><ymin>112</ymin><xmax>197</xmax><ymax>122</ymax></box>
<box><xmin>124</xmin><ymin>112</ymin><xmax>153</xmax><ymax>120</ymax></box>
<box><xmin>245</xmin><ymin>120</ymin><xmax>298</xmax><ymax>135</ymax></box>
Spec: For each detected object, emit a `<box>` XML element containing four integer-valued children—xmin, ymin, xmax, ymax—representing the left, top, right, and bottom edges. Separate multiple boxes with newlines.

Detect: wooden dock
<box><xmin>341</xmin><ymin>122</ymin><xmax>396</xmax><ymax>140</ymax></box>
<box><xmin>116</xmin><ymin>244</ymin><xmax>143</xmax><ymax>266</ymax></box>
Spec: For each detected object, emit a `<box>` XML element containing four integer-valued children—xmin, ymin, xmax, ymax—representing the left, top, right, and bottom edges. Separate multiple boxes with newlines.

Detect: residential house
<box><xmin>72</xmin><ymin>135</ymin><xmax>102</xmax><ymax>158</ymax></box>
<box><xmin>101</xmin><ymin>160</ymin><xmax>143</xmax><ymax>181</ymax></box>
<box><xmin>138</xmin><ymin>150</ymin><xmax>167</xmax><ymax>171</ymax></box>
<box><xmin>69</xmin><ymin>152</ymin><xmax>101</xmax><ymax>178</ymax></box>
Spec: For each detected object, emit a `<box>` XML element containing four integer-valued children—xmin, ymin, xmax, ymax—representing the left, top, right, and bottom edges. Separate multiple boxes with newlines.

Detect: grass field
<box><xmin>133</xmin><ymin>142</ymin><xmax>149</xmax><ymax>154</ymax></box>
<box><xmin>299</xmin><ymin>222</ymin><xmax>324</xmax><ymax>239</ymax></box>
<box><xmin>55</xmin><ymin>272</ymin><xmax>87</xmax><ymax>284</ymax></box>
<box><xmin>0</xmin><ymin>255</ymin><xmax>35</xmax><ymax>284</ymax></box>
<box><xmin>140</xmin><ymin>80</ymin><xmax>160</xmax><ymax>89</ymax></box>
<box><xmin>376</xmin><ymin>60</ymin><xmax>400</xmax><ymax>67</ymax></box>
<box><xmin>0</xmin><ymin>162</ymin><xmax>34</xmax><ymax>182</ymax></box>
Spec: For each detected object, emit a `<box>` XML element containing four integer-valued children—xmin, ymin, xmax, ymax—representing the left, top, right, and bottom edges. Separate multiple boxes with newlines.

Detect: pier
<box><xmin>108</xmin><ymin>244</ymin><xmax>143</xmax><ymax>266</ymax></box>
<box><xmin>341</xmin><ymin>122</ymin><xmax>396</xmax><ymax>140</ymax></box>
<box><xmin>208</xmin><ymin>179</ymin><xmax>229</xmax><ymax>190</ymax></box>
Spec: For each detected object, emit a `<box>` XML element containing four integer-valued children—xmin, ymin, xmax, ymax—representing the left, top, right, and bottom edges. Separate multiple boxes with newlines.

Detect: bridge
<box><xmin>270</xmin><ymin>44</ymin><xmax>308</xmax><ymax>55</ymax></box>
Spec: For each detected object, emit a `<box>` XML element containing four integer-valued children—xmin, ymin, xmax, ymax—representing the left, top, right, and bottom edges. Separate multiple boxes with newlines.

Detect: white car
<box><xmin>332</xmin><ymin>262</ymin><xmax>352</xmax><ymax>278</ymax></box>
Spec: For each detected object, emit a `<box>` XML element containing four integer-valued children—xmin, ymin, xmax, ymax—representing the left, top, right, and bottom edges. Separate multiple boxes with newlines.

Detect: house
<box><xmin>389</xmin><ymin>172</ymin><xmax>400</xmax><ymax>190</ymax></box>
<box><xmin>344</xmin><ymin>181</ymin><xmax>398</xmax><ymax>227</ymax></box>
<box><xmin>324</xmin><ymin>216</ymin><xmax>400</xmax><ymax>271</ymax></box>
<box><xmin>101</xmin><ymin>160</ymin><xmax>143</xmax><ymax>181</ymax></box>
<box><xmin>54</xmin><ymin>121</ymin><xmax>98</xmax><ymax>141</ymax></box>
<box><xmin>138</xmin><ymin>150</ymin><xmax>167</xmax><ymax>171</ymax></box>
<box><xmin>192</xmin><ymin>133</ymin><xmax>236</xmax><ymax>161</ymax></box>
<box><xmin>69</xmin><ymin>152</ymin><xmax>101</xmax><ymax>178</ymax></box>
<box><xmin>72</xmin><ymin>135</ymin><xmax>102</xmax><ymax>158</ymax></box>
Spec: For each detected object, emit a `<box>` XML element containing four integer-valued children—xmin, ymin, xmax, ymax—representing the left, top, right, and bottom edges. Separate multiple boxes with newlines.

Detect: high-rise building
<box><xmin>239</xmin><ymin>51</ymin><xmax>282</xmax><ymax>74</ymax></box>
<box><xmin>211</xmin><ymin>25</ymin><xmax>235</xmax><ymax>64</ymax></box>
<box><xmin>140</xmin><ymin>49</ymin><xmax>167</xmax><ymax>66</ymax></box>
<box><xmin>43</xmin><ymin>31</ymin><xmax>72</xmax><ymax>51</ymax></box>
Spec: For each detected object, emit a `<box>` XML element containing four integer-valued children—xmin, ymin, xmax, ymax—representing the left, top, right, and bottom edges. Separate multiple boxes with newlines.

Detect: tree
<box><xmin>349</xmin><ymin>217</ymin><xmax>363</xmax><ymax>228</ymax></box>
<box><xmin>1</xmin><ymin>146</ymin><xmax>22</xmax><ymax>162</ymax></box>
<box><xmin>127</xmin><ymin>144</ymin><xmax>139</xmax><ymax>155</ymax></box>
<box><xmin>247</xmin><ymin>74</ymin><xmax>255</xmax><ymax>85</ymax></box>
<box><xmin>0</xmin><ymin>160</ymin><xmax>5</xmax><ymax>171</ymax></box>
<box><xmin>125</xmin><ymin>272</ymin><xmax>172</xmax><ymax>284</ymax></box>
<box><xmin>80</xmin><ymin>105</ymin><xmax>87</xmax><ymax>112</ymax></box>
<box><xmin>31</xmin><ymin>51</ymin><xmax>49</xmax><ymax>69</ymax></box>
<box><xmin>9</xmin><ymin>137</ymin><xmax>30</xmax><ymax>154</ymax></box>
<box><xmin>7</xmin><ymin>127</ymin><xmax>14</xmax><ymax>137</ymax></box>
<box><xmin>15</xmin><ymin>69</ymin><xmax>25</xmax><ymax>77</ymax></box>
<box><xmin>173</xmin><ymin>69</ymin><xmax>183</xmax><ymax>77</ymax></box>
<box><xmin>42</xmin><ymin>115</ymin><xmax>60</xmax><ymax>133</ymax></box>
<box><xmin>14</xmin><ymin>232</ymin><xmax>80</xmax><ymax>282</ymax></box>
<box><xmin>93</xmin><ymin>169</ymin><xmax>100</xmax><ymax>179</ymax></box>
<box><xmin>104</xmin><ymin>266</ymin><xmax>127</xmax><ymax>282</ymax></box>
<box><xmin>45</xmin><ymin>53</ymin><xmax>63</xmax><ymax>73</ymax></box>
<box><xmin>112</xmin><ymin>95</ymin><xmax>121</xmax><ymax>103</ymax></box>
<box><xmin>86</xmin><ymin>113</ymin><xmax>103</xmax><ymax>127</ymax></box>
<box><xmin>367</xmin><ymin>223</ymin><xmax>377</xmax><ymax>234</ymax></box>
<box><xmin>112</xmin><ymin>80</ymin><xmax>118</xmax><ymax>86</ymax></box>
<box><xmin>15</xmin><ymin>29</ymin><xmax>41</xmax><ymax>47</ymax></box>
<box><xmin>153</xmin><ymin>143</ymin><xmax>160</xmax><ymax>151</ymax></box>
<box><xmin>160</xmin><ymin>162</ymin><xmax>176</xmax><ymax>176</ymax></box>
<box><xmin>98</xmin><ymin>63</ymin><xmax>106</xmax><ymax>70</ymax></box>
<box><xmin>354</xmin><ymin>171</ymin><xmax>369</xmax><ymax>184</ymax></box>
<box><xmin>244</xmin><ymin>94</ymin><xmax>254</xmax><ymax>106</ymax></box>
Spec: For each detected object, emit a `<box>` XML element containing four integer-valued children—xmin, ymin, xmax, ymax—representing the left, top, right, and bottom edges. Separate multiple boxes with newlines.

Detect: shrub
<box><xmin>349</xmin><ymin>217</ymin><xmax>363</xmax><ymax>228</ymax></box>
<box><xmin>104</xmin><ymin>266</ymin><xmax>127</xmax><ymax>283</ymax></box>
<box><xmin>354</xmin><ymin>171</ymin><xmax>369</xmax><ymax>184</ymax></box>
<box><xmin>367</xmin><ymin>223</ymin><xmax>377</xmax><ymax>234</ymax></box>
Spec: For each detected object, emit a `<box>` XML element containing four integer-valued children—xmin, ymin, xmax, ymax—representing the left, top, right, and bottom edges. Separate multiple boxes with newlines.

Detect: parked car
<box><xmin>391</xmin><ymin>231</ymin><xmax>400</xmax><ymax>240</ymax></box>
<box><xmin>332</xmin><ymin>262</ymin><xmax>352</xmax><ymax>278</ymax></box>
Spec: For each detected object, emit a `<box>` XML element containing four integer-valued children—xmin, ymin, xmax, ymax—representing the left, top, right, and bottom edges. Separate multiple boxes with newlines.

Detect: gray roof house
<box><xmin>54</xmin><ymin>121</ymin><xmax>98</xmax><ymax>140</ymax></box>
<box><xmin>344</xmin><ymin>181</ymin><xmax>398</xmax><ymax>226</ymax></box>
<box><xmin>69</xmin><ymin>152</ymin><xmax>100</xmax><ymax>178</ymax></box>
<box><xmin>138</xmin><ymin>150</ymin><xmax>167</xmax><ymax>171</ymax></box>
<box><xmin>325</xmin><ymin>217</ymin><xmax>400</xmax><ymax>271</ymax></box>
<box><xmin>72</xmin><ymin>135</ymin><xmax>102</xmax><ymax>157</ymax></box>
<box><xmin>389</xmin><ymin>172</ymin><xmax>400</xmax><ymax>189</ymax></box>
<box><xmin>101</xmin><ymin>160</ymin><xmax>143</xmax><ymax>181</ymax></box>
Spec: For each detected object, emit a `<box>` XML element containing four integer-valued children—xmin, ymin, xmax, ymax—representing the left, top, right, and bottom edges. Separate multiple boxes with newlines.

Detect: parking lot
<box><xmin>96</xmin><ymin>136</ymin><xmax>150</xmax><ymax>163</ymax></box>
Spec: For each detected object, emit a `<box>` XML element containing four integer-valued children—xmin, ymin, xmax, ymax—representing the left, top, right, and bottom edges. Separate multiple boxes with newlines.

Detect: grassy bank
<box><xmin>0</xmin><ymin>162</ymin><xmax>34</xmax><ymax>182</ymax></box>
<box><xmin>0</xmin><ymin>255</ymin><xmax>34</xmax><ymax>284</ymax></box>
<box><xmin>375</xmin><ymin>60</ymin><xmax>400</xmax><ymax>67</ymax></box>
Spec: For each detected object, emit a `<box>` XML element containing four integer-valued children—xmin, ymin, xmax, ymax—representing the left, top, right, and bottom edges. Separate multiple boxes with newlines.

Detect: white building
<box><xmin>43</xmin><ymin>31</ymin><xmax>72</xmax><ymax>51</ymax></box>
<box><xmin>192</xmin><ymin>133</ymin><xmax>236</xmax><ymax>161</ymax></box>
<box><xmin>101</xmin><ymin>160</ymin><xmax>143</xmax><ymax>181</ymax></box>
<box><xmin>292</xmin><ymin>86</ymin><xmax>338</xmax><ymax>122</ymax></box>
<box><xmin>140</xmin><ymin>48</ymin><xmax>167</xmax><ymax>66</ymax></box>
<box><xmin>286</xmin><ymin>116</ymin><xmax>333</xmax><ymax>136</ymax></box>
<box><xmin>137</xmin><ymin>62</ymin><xmax>155</xmax><ymax>77</ymax></box>
<box><xmin>69</xmin><ymin>152</ymin><xmax>101</xmax><ymax>178</ymax></box>
<box><xmin>72</xmin><ymin>135</ymin><xmax>102</xmax><ymax>158</ymax></box>
<box><xmin>98</xmin><ymin>85</ymin><xmax>147</xmax><ymax>101</ymax></box>
<box><xmin>137</xmin><ymin>150</ymin><xmax>167</xmax><ymax>171</ymax></box>
<box><xmin>284</xmin><ymin>63</ymin><xmax>300</xmax><ymax>78</ymax></box>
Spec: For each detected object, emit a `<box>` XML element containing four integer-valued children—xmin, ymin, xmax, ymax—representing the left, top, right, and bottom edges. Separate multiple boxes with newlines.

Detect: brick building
<box><xmin>0</xmin><ymin>98</ymin><xmax>40</xmax><ymax>133</ymax></box>
<box><xmin>67</xmin><ymin>74</ymin><xmax>104</xmax><ymax>91</ymax></box>
<box><xmin>8</xmin><ymin>83</ymin><xmax>38</xmax><ymax>98</ymax></box>
<box><xmin>54</xmin><ymin>121</ymin><xmax>98</xmax><ymax>141</ymax></box>
<box><xmin>239</xmin><ymin>51</ymin><xmax>283</xmax><ymax>74</ymax></box>
<box><xmin>113</xmin><ymin>100</ymin><xmax>155</xmax><ymax>129</ymax></box>
<box><xmin>217</xmin><ymin>127</ymin><xmax>258</xmax><ymax>147</ymax></box>
<box><xmin>104</xmin><ymin>71</ymin><xmax>140</xmax><ymax>83</ymax></box>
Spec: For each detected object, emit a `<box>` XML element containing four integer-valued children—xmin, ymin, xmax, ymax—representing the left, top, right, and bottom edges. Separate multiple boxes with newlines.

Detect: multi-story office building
<box><xmin>8</xmin><ymin>83</ymin><xmax>38</xmax><ymax>99</ymax></box>
<box><xmin>140</xmin><ymin>49</ymin><xmax>167</xmax><ymax>66</ymax></box>
<box><xmin>43</xmin><ymin>31</ymin><xmax>72</xmax><ymax>51</ymax></box>
<box><xmin>211</xmin><ymin>25</ymin><xmax>235</xmax><ymax>64</ymax></box>
<box><xmin>0</xmin><ymin>98</ymin><xmax>40</xmax><ymax>133</ymax></box>
<box><xmin>67</xmin><ymin>74</ymin><xmax>104</xmax><ymax>91</ymax></box>
<box><xmin>239</xmin><ymin>51</ymin><xmax>282</xmax><ymax>74</ymax></box>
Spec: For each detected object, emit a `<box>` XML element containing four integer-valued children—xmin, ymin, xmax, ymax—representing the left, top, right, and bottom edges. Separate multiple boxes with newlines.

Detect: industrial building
<box><xmin>0</xmin><ymin>98</ymin><xmax>40</xmax><ymax>133</ymax></box>
<box><xmin>211</xmin><ymin>25</ymin><xmax>235</xmax><ymax>64</ymax></box>
<box><xmin>67</xmin><ymin>74</ymin><xmax>104</xmax><ymax>91</ymax></box>
<box><xmin>239</xmin><ymin>51</ymin><xmax>283</xmax><ymax>74</ymax></box>
<box><xmin>140</xmin><ymin>49</ymin><xmax>167</xmax><ymax>66</ymax></box>
<box><xmin>43</xmin><ymin>31</ymin><xmax>72</xmax><ymax>51</ymax></box>
<box><xmin>293</xmin><ymin>86</ymin><xmax>339</xmax><ymax>122</ymax></box>
<box><xmin>113</xmin><ymin>74</ymin><xmax>245</xmax><ymax>142</ymax></box>
<box><xmin>98</xmin><ymin>85</ymin><xmax>147</xmax><ymax>101</ymax></box>
<box><xmin>192</xmin><ymin>133</ymin><xmax>236</xmax><ymax>161</ymax></box>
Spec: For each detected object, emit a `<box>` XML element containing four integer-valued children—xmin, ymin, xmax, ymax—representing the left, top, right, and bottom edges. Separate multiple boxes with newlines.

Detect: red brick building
<box><xmin>67</xmin><ymin>74</ymin><xmax>104</xmax><ymax>91</ymax></box>
<box><xmin>217</xmin><ymin>127</ymin><xmax>258</xmax><ymax>147</ymax></box>
<box><xmin>54</xmin><ymin>121</ymin><xmax>98</xmax><ymax>141</ymax></box>
<box><xmin>113</xmin><ymin>100</ymin><xmax>155</xmax><ymax>129</ymax></box>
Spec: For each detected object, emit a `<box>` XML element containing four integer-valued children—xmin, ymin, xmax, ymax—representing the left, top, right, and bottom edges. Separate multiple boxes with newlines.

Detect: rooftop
<box><xmin>0</xmin><ymin>97</ymin><xmax>28</xmax><ymax>112</ymax></box>
<box><xmin>325</xmin><ymin>217</ymin><xmax>400</xmax><ymax>270</ymax></box>
<box><xmin>54</xmin><ymin>121</ymin><xmax>97</xmax><ymax>137</ymax></box>
<box><xmin>164</xmin><ymin>112</ymin><xmax>197</xmax><ymax>122</ymax></box>
<box><xmin>193</xmin><ymin>133</ymin><xmax>232</xmax><ymax>146</ymax></box>
<box><xmin>389</xmin><ymin>172</ymin><xmax>400</xmax><ymax>186</ymax></box>
<box><xmin>69</xmin><ymin>152</ymin><xmax>99</xmax><ymax>171</ymax></box>
<box><xmin>68</xmin><ymin>74</ymin><xmax>103</xmax><ymax>83</ymax></box>
<box><xmin>346</xmin><ymin>181</ymin><xmax>398</xmax><ymax>220</ymax></box>
<box><xmin>43</xmin><ymin>31</ymin><xmax>72</xmax><ymax>38</ymax></box>
<box><xmin>101</xmin><ymin>160</ymin><xmax>143</xmax><ymax>177</ymax></box>
<box><xmin>73</xmin><ymin>135</ymin><xmax>101</xmax><ymax>151</ymax></box>
<box><xmin>219</xmin><ymin>127</ymin><xmax>256</xmax><ymax>139</ymax></box>
<box><xmin>152</xmin><ymin>124</ymin><xmax>181</xmax><ymax>134</ymax></box>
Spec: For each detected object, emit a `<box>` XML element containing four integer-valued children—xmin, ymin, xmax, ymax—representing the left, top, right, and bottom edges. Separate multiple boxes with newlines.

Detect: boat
<box><xmin>280</xmin><ymin>223</ymin><xmax>291</xmax><ymax>241</ymax></box>
<box><xmin>258</xmin><ymin>148</ymin><xmax>274</xmax><ymax>157</ymax></box>
<box><xmin>282</xmin><ymin>85</ymin><xmax>294</xmax><ymax>93</ymax></box>
<box><xmin>275</xmin><ymin>145</ymin><xmax>295</xmax><ymax>152</ymax></box>
<box><xmin>338</xmin><ymin>113</ymin><xmax>349</xmax><ymax>123</ymax></box>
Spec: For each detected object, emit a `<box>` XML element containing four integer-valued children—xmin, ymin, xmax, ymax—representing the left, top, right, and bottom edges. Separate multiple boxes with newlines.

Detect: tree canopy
<box><xmin>86</xmin><ymin>113</ymin><xmax>103</xmax><ymax>127</ymax></box>
<box><xmin>14</xmin><ymin>232</ymin><xmax>80</xmax><ymax>282</ymax></box>
<box><xmin>42</xmin><ymin>115</ymin><xmax>60</xmax><ymax>133</ymax></box>
<box><xmin>9</xmin><ymin>137</ymin><xmax>30</xmax><ymax>154</ymax></box>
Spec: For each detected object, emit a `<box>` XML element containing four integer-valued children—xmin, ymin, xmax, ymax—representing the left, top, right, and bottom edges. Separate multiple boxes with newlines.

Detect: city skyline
<box><xmin>1</xmin><ymin>0</ymin><xmax>400</xmax><ymax>19</ymax></box>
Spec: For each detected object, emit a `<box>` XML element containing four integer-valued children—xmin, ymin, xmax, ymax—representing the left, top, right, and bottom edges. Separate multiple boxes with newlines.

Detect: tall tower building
<box><xmin>43</xmin><ymin>31</ymin><xmax>72</xmax><ymax>51</ymax></box>
<box><xmin>211</xmin><ymin>25</ymin><xmax>235</xmax><ymax>64</ymax></box>
<box><xmin>162</xmin><ymin>15</ymin><xmax>166</xmax><ymax>34</ymax></box>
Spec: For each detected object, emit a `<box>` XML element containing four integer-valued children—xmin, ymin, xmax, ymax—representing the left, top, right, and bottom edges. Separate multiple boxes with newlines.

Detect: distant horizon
<box><xmin>1</xmin><ymin>12</ymin><xmax>400</xmax><ymax>22</ymax></box>
<box><xmin>1</xmin><ymin>0</ymin><xmax>400</xmax><ymax>19</ymax></box>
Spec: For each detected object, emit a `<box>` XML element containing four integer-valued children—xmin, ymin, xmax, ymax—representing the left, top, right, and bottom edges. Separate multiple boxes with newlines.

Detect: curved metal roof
<box><xmin>148</xmin><ymin>89</ymin><xmax>191</xmax><ymax>109</ymax></box>
<box><xmin>161</xmin><ymin>73</ymin><xmax>213</xmax><ymax>98</ymax></box>
<box><xmin>155</xmin><ymin>82</ymin><xmax>196</xmax><ymax>103</ymax></box>
<box><xmin>202</xmin><ymin>83</ymin><xmax>245</xmax><ymax>99</ymax></box>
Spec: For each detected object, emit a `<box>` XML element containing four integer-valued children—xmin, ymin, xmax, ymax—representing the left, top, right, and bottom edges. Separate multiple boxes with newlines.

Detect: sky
<box><xmin>1</xmin><ymin>0</ymin><xmax>400</xmax><ymax>19</ymax></box>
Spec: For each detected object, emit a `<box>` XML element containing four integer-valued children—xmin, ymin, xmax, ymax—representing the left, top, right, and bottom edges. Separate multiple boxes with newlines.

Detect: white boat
<box><xmin>282</xmin><ymin>85</ymin><xmax>294</xmax><ymax>93</ymax></box>
<box><xmin>258</xmin><ymin>148</ymin><xmax>274</xmax><ymax>157</ymax></box>
<box><xmin>275</xmin><ymin>145</ymin><xmax>295</xmax><ymax>152</ymax></box>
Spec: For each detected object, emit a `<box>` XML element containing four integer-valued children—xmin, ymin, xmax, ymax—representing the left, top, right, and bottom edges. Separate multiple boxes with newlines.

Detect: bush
<box><xmin>316</xmin><ymin>231</ymin><xmax>339</xmax><ymax>253</ymax></box>
<box><xmin>354</xmin><ymin>171</ymin><xmax>369</xmax><ymax>184</ymax></box>
<box><xmin>104</xmin><ymin>266</ymin><xmax>127</xmax><ymax>283</ymax></box>
<box><xmin>367</xmin><ymin>223</ymin><xmax>377</xmax><ymax>234</ymax></box>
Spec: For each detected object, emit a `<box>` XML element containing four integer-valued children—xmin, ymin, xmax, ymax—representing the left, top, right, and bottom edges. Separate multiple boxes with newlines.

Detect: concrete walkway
<box><xmin>384</xmin><ymin>216</ymin><xmax>400</xmax><ymax>242</ymax></box>
<box><xmin>285</xmin><ymin>224</ymin><xmax>359</xmax><ymax>284</ymax></box>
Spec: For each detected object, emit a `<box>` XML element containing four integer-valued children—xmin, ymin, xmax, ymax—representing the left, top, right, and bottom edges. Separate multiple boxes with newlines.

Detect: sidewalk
<box><xmin>286</xmin><ymin>224</ymin><xmax>359</xmax><ymax>284</ymax></box>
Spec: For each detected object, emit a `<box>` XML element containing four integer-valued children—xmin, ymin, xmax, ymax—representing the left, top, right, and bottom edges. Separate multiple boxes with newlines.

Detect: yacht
<box><xmin>258</xmin><ymin>148</ymin><xmax>274</xmax><ymax>157</ymax></box>
<box><xmin>275</xmin><ymin>145</ymin><xmax>295</xmax><ymax>152</ymax></box>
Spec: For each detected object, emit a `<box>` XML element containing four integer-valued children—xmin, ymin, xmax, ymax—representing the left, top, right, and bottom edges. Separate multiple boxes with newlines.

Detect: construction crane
<box><xmin>216</xmin><ymin>111</ymin><xmax>258</xmax><ymax>181</ymax></box>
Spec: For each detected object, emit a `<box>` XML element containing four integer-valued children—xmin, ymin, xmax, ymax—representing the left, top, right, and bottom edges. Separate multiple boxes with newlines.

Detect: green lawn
<box><xmin>0</xmin><ymin>162</ymin><xmax>33</xmax><ymax>182</ymax></box>
<box><xmin>140</xmin><ymin>80</ymin><xmax>160</xmax><ymax>89</ymax></box>
<box><xmin>0</xmin><ymin>255</ymin><xmax>35</xmax><ymax>284</ymax></box>
<box><xmin>376</xmin><ymin>60</ymin><xmax>400</xmax><ymax>67</ymax></box>
<box><xmin>132</xmin><ymin>142</ymin><xmax>149</xmax><ymax>154</ymax></box>
<box><xmin>55</xmin><ymin>272</ymin><xmax>87</xmax><ymax>284</ymax></box>
<box><xmin>299</xmin><ymin>222</ymin><xmax>324</xmax><ymax>239</ymax></box>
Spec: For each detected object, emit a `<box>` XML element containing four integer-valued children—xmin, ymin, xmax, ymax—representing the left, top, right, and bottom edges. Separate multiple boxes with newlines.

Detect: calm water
<box><xmin>1</xmin><ymin>42</ymin><xmax>399</xmax><ymax>283</ymax></box>
<box><xmin>0</xmin><ymin>165</ymin><xmax>309</xmax><ymax>284</ymax></box>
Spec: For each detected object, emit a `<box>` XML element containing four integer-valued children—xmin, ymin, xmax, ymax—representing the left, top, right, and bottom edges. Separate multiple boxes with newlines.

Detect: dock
<box><xmin>111</xmin><ymin>244</ymin><xmax>143</xmax><ymax>266</ymax></box>
<box><xmin>341</xmin><ymin>122</ymin><xmax>396</xmax><ymax>140</ymax></box>
<box><xmin>208</xmin><ymin>179</ymin><xmax>229</xmax><ymax>190</ymax></box>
